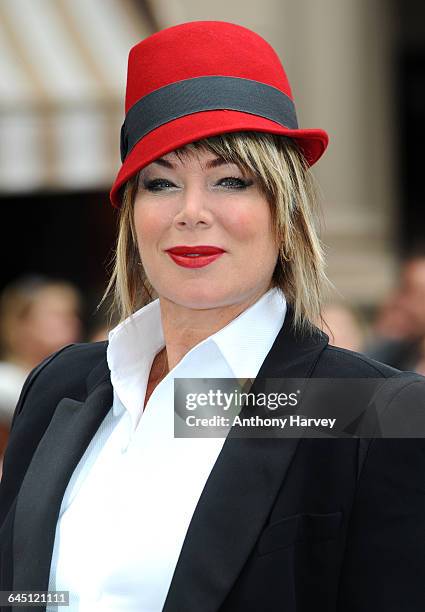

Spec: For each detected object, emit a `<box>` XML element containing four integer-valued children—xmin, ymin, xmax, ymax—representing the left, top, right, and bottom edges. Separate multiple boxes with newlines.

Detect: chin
<box><xmin>158</xmin><ymin>282</ymin><xmax>238</xmax><ymax>310</ymax></box>
<box><xmin>167</xmin><ymin>293</ymin><xmax>229</xmax><ymax>310</ymax></box>
<box><xmin>158</xmin><ymin>281</ymin><xmax>263</xmax><ymax>312</ymax></box>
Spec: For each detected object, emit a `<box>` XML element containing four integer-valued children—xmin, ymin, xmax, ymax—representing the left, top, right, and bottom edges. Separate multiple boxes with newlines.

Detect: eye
<box><xmin>142</xmin><ymin>178</ymin><xmax>177</xmax><ymax>192</ymax></box>
<box><xmin>217</xmin><ymin>176</ymin><xmax>253</xmax><ymax>189</ymax></box>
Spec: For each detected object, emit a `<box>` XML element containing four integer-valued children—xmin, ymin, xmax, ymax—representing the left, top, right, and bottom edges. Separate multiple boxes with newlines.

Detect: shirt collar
<box><xmin>107</xmin><ymin>288</ymin><xmax>286</xmax><ymax>417</ymax></box>
<box><xmin>107</xmin><ymin>297</ymin><xmax>164</xmax><ymax>381</ymax></box>
<box><xmin>211</xmin><ymin>287</ymin><xmax>287</xmax><ymax>379</ymax></box>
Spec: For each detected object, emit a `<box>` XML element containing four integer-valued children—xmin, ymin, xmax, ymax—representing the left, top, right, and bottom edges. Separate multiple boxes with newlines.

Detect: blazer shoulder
<box><xmin>315</xmin><ymin>343</ymin><xmax>405</xmax><ymax>378</ymax></box>
<box><xmin>315</xmin><ymin>343</ymin><xmax>425</xmax><ymax>425</ymax></box>
<box><xmin>12</xmin><ymin>341</ymin><xmax>109</xmax><ymax>425</ymax></box>
<box><xmin>34</xmin><ymin>340</ymin><xmax>107</xmax><ymax>379</ymax></box>
<box><xmin>36</xmin><ymin>341</ymin><xmax>108</xmax><ymax>374</ymax></box>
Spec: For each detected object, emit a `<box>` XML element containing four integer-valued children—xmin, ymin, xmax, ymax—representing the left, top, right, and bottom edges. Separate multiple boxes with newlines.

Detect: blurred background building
<box><xmin>0</xmin><ymin>0</ymin><xmax>424</xmax><ymax>341</ymax></box>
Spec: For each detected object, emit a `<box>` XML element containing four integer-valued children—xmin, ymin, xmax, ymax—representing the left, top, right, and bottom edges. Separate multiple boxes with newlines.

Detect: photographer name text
<box><xmin>185</xmin><ymin>415</ymin><xmax>336</xmax><ymax>429</ymax></box>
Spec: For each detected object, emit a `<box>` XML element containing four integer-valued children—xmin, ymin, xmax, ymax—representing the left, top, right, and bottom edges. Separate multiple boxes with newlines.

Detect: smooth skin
<box><xmin>133</xmin><ymin>149</ymin><xmax>279</xmax><ymax>401</ymax></box>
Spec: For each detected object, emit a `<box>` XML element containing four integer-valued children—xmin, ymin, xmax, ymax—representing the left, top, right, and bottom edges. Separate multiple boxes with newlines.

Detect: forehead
<box><xmin>146</xmin><ymin>147</ymin><xmax>239</xmax><ymax>170</ymax></box>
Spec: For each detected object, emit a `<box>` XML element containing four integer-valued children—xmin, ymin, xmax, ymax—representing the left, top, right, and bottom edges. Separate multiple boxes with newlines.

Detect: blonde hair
<box><xmin>102</xmin><ymin>132</ymin><xmax>329</xmax><ymax>333</ymax></box>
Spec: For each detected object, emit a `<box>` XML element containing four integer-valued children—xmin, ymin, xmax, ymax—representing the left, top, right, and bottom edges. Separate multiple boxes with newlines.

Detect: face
<box><xmin>22</xmin><ymin>287</ymin><xmax>82</xmax><ymax>355</ymax></box>
<box><xmin>133</xmin><ymin>149</ymin><xmax>279</xmax><ymax>310</ymax></box>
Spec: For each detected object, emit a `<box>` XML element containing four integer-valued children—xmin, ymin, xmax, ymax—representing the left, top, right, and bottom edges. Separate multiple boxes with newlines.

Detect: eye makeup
<box><xmin>139</xmin><ymin>175</ymin><xmax>254</xmax><ymax>192</ymax></box>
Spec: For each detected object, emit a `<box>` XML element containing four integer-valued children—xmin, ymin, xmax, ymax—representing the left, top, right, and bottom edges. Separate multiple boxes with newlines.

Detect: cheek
<box><xmin>221</xmin><ymin>204</ymin><xmax>275</xmax><ymax>246</ymax></box>
<box><xmin>133</xmin><ymin>203</ymin><xmax>169</xmax><ymax>246</ymax></box>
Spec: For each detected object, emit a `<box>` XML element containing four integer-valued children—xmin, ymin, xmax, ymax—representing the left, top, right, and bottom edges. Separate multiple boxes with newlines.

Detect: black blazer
<box><xmin>1</xmin><ymin>306</ymin><xmax>425</xmax><ymax>612</ymax></box>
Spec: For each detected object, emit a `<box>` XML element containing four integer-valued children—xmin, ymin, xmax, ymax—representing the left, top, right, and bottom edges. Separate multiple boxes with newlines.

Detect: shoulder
<box><xmin>315</xmin><ymin>341</ymin><xmax>425</xmax><ymax>425</ymax></box>
<box><xmin>28</xmin><ymin>341</ymin><xmax>106</xmax><ymax>381</ymax></box>
<box><xmin>315</xmin><ymin>342</ymin><xmax>405</xmax><ymax>378</ymax></box>
<box><xmin>11</xmin><ymin>341</ymin><xmax>109</xmax><ymax>426</ymax></box>
<box><xmin>33</xmin><ymin>341</ymin><xmax>108</xmax><ymax>377</ymax></box>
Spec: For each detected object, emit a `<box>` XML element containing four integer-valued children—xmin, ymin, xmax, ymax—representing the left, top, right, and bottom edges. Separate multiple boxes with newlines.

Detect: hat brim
<box><xmin>110</xmin><ymin>110</ymin><xmax>328</xmax><ymax>207</ymax></box>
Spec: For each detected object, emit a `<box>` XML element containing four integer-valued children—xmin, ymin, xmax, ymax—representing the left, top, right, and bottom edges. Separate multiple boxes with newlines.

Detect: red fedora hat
<box><xmin>110</xmin><ymin>21</ymin><xmax>329</xmax><ymax>207</ymax></box>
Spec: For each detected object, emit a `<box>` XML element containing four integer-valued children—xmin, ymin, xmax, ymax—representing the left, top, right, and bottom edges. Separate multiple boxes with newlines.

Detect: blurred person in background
<box><xmin>0</xmin><ymin>276</ymin><xmax>82</xmax><ymax>463</ymax></box>
<box><xmin>1</xmin><ymin>21</ymin><xmax>425</xmax><ymax>612</ymax></box>
<box><xmin>320</xmin><ymin>302</ymin><xmax>365</xmax><ymax>353</ymax></box>
<box><xmin>367</xmin><ymin>251</ymin><xmax>425</xmax><ymax>370</ymax></box>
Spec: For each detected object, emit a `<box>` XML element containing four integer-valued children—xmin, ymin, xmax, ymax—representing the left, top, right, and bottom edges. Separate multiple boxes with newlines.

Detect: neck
<box><xmin>158</xmin><ymin>289</ymin><xmax>269</xmax><ymax>372</ymax></box>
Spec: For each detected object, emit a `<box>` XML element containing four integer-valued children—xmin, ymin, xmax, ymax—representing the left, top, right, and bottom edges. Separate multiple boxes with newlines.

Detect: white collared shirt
<box><xmin>47</xmin><ymin>288</ymin><xmax>286</xmax><ymax>612</ymax></box>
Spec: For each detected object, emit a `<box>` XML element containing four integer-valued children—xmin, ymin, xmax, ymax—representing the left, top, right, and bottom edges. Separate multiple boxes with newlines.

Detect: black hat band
<box><xmin>120</xmin><ymin>75</ymin><xmax>298</xmax><ymax>161</ymax></box>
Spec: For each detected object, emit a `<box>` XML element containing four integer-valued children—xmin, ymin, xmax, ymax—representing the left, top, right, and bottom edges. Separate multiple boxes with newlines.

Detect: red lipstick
<box><xmin>165</xmin><ymin>245</ymin><xmax>225</xmax><ymax>268</ymax></box>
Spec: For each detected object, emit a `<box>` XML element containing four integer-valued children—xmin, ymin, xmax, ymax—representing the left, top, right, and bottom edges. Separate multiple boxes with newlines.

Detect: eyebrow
<box><xmin>152</xmin><ymin>156</ymin><xmax>237</xmax><ymax>170</ymax></box>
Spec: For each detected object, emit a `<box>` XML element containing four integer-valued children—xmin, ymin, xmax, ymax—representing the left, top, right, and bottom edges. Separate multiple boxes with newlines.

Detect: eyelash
<box><xmin>142</xmin><ymin>177</ymin><xmax>253</xmax><ymax>192</ymax></box>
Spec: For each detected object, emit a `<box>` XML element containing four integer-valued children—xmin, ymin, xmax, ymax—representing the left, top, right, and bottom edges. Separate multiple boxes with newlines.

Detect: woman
<box><xmin>0</xmin><ymin>276</ymin><xmax>82</xmax><ymax>421</ymax></box>
<box><xmin>0</xmin><ymin>276</ymin><xmax>82</xmax><ymax>472</ymax></box>
<box><xmin>1</xmin><ymin>21</ymin><xmax>425</xmax><ymax>612</ymax></box>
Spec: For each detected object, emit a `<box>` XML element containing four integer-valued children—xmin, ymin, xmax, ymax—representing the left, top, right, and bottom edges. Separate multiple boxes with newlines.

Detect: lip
<box><xmin>165</xmin><ymin>245</ymin><xmax>225</xmax><ymax>269</ymax></box>
<box><xmin>166</xmin><ymin>245</ymin><xmax>225</xmax><ymax>255</ymax></box>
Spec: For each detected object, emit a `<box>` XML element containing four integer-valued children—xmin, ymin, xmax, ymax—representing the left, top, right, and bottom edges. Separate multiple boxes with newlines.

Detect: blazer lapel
<box><xmin>12</xmin><ymin>359</ymin><xmax>112</xmax><ymax>592</ymax></box>
<box><xmin>163</xmin><ymin>307</ymin><xmax>329</xmax><ymax>612</ymax></box>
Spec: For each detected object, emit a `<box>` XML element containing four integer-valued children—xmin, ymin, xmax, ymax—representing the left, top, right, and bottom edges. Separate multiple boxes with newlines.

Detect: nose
<box><xmin>173</xmin><ymin>185</ymin><xmax>213</xmax><ymax>230</ymax></box>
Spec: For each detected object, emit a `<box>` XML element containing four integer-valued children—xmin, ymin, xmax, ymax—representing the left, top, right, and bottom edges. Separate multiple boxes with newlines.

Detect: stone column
<box><xmin>278</xmin><ymin>0</ymin><xmax>398</xmax><ymax>306</ymax></box>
